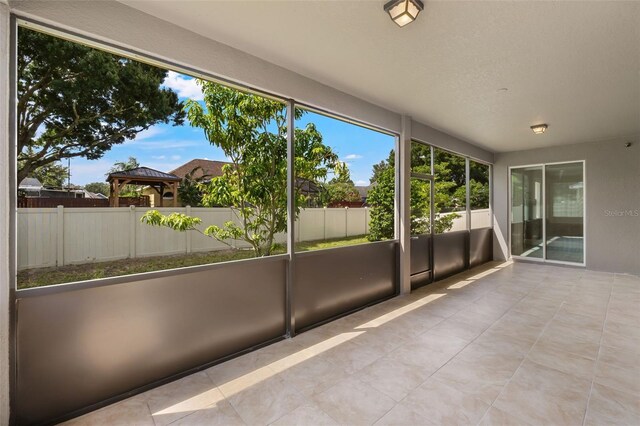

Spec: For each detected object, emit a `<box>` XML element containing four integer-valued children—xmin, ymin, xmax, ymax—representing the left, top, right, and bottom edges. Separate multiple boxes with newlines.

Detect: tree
<box><xmin>177</xmin><ymin>166</ymin><xmax>209</xmax><ymax>207</ymax></box>
<box><xmin>322</xmin><ymin>162</ymin><xmax>361</xmax><ymax>205</ymax></box>
<box><xmin>84</xmin><ymin>182</ymin><xmax>110</xmax><ymax>196</ymax></box>
<box><xmin>30</xmin><ymin>162</ymin><xmax>69</xmax><ymax>188</ymax></box>
<box><xmin>366</xmin><ymin>150</ymin><xmax>461</xmax><ymax>241</ymax></box>
<box><xmin>108</xmin><ymin>157</ymin><xmax>140</xmax><ymax>175</ymax></box>
<box><xmin>142</xmin><ymin>82</ymin><xmax>338</xmax><ymax>256</ymax></box>
<box><xmin>17</xmin><ymin>27</ymin><xmax>185</xmax><ymax>184</ymax></box>
<box><xmin>107</xmin><ymin>157</ymin><xmax>140</xmax><ymax>196</ymax></box>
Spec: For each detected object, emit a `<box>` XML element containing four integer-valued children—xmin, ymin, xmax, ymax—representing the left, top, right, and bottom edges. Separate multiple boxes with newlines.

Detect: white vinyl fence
<box><xmin>17</xmin><ymin>207</ymin><xmax>490</xmax><ymax>270</ymax></box>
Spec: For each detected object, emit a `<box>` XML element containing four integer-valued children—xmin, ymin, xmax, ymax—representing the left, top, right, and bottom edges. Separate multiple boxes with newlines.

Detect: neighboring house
<box><xmin>141</xmin><ymin>159</ymin><xmax>230</xmax><ymax>207</ymax></box>
<box><xmin>141</xmin><ymin>158</ymin><xmax>334</xmax><ymax>208</ymax></box>
<box><xmin>19</xmin><ymin>177</ymin><xmax>85</xmax><ymax>199</ymax></box>
<box><xmin>355</xmin><ymin>185</ymin><xmax>370</xmax><ymax>204</ymax></box>
<box><xmin>170</xmin><ymin>158</ymin><xmax>229</xmax><ymax>182</ymax></box>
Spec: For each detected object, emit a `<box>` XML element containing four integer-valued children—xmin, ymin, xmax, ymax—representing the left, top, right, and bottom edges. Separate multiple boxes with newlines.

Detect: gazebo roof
<box><xmin>106</xmin><ymin>167</ymin><xmax>181</xmax><ymax>185</ymax></box>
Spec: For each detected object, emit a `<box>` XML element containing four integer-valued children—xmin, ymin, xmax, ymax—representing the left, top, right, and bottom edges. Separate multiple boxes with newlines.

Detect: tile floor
<box><xmin>65</xmin><ymin>261</ymin><xmax>640</xmax><ymax>425</ymax></box>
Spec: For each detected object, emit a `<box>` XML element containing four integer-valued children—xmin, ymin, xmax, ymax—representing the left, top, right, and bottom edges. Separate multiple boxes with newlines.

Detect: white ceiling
<box><xmin>121</xmin><ymin>0</ymin><xmax>640</xmax><ymax>153</ymax></box>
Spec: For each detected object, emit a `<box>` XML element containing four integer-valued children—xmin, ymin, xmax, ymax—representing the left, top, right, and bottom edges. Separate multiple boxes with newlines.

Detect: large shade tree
<box><xmin>142</xmin><ymin>82</ymin><xmax>338</xmax><ymax>256</ymax></box>
<box><xmin>17</xmin><ymin>28</ymin><xmax>184</xmax><ymax>183</ymax></box>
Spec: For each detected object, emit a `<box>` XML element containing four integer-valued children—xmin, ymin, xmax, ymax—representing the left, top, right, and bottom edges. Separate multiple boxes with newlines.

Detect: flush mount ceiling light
<box><xmin>384</xmin><ymin>0</ymin><xmax>424</xmax><ymax>27</ymax></box>
<box><xmin>530</xmin><ymin>124</ymin><xmax>548</xmax><ymax>134</ymax></box>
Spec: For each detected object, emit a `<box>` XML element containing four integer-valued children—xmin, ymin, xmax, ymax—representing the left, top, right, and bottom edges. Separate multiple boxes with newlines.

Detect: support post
<box><xmin>173</xmin><ymin>182</ymin><xmax>178</xmax><ymax>207</ymax></box>
<box><xmin>286</xmin><ymin>99</ymin><xmax>296</xmax><ymax>337</ymax></box>
<box><xmin>0</xmin><ymin>6</ymin><xmax>12</xmax><ymax>423</ymax></box>
<box><xmin>186</xmin><ymin>205</ymin><xmax>192</xmax><ymax>254</ymax></box>
<box><xmin>323</xmin><ymin>207</ymin><xmax>327</xmax><ymax>240</ymax></box>
<box><xmin>56</xmin><ymin>205</ymin><xmax>64</xmax><ymax>267</ymax></box>
<box><xmin>344</xmin><ymin>207</ymin><xmax>348</xmax><ymax>238</ymax></box>
<box><xmin>113</xmin><ymin>178</ymin><xmax>120</xmax><ymax>207</ymax></box>
<box><xmin>398</xmin><ymin>116</ymin><xmax>411</xmax><ymax>295</ymax></box>
<box><xmin>129</xmin><ymin>205</ymin><xmax>136</xmax><ymax>259</ymax></box>
<box><xmin>466</xmin><ymin>157</ymin><xmax>471</xmax><ymax>231</ymax></box>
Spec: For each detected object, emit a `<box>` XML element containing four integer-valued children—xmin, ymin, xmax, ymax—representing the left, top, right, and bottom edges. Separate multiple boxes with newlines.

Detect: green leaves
<box><xmin>17</xmin><ymin>28</ymin><xmax>185</xmax><ymax>183</ymax></box>
<box><xmin>140</xmin><ymin>210</ymin><xmax>202</xmax><ymax>232</ymax></box>
<box><xmin>144</xmin><ymin>83</ymin><xmax>338</xmax><ymax>257</ymax></box>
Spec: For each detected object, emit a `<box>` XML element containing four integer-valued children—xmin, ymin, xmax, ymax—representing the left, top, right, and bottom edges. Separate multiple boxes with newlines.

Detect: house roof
<box><xmin>19</xmin><ymin>177</ymin><xmax>43</xmax><ymax>188</ymax></box>
<box><xmin>170</xmin><ymin>159</ymin><xmax>230</xmax><ymax>180</ymax></box>
<box><xmin>106</xmin><ymin>167</ymin><xmax>181</xmax><ymax>183</ymax></box>
<box><xmin>355</xmin><ymin>186</ymin><xmax>370</xmax><ymax>198</ymax></box>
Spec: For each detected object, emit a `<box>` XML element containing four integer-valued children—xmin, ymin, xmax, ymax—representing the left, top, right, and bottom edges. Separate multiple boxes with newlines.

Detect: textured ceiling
<box><xmin>121</xmin><ymin>0</ymin><xmax>640</xmax><ymax>152</ymax></box>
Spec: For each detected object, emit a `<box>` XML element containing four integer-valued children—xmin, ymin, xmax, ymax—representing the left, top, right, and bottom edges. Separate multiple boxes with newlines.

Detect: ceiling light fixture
<box><xmin>384</xmin><ymin>0</ymin><xmax>424</xmax><ymax>27</ymax></box>
<box><xmin>530</xmin><ymin>124</ymin><xmax>548</xmax><ymax>134</ymax></box>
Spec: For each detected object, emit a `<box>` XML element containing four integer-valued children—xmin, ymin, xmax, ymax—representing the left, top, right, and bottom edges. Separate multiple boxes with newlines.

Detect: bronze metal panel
<box><xmin>433</xmin><ymin>231</ymin><xmax>468</xmax><ymax>280</ymax></box>
<box><xmin>294</xmin><ymin>241</ymin><xmax>397</xmax><ymax>330</ymax></box>
<box><xmin>410</xmin><ymin>234</ymin><xmax>431</xmax><ymax>276</ymax></box>
<box><xmin>15</xmin><ymin>256</ymin><xmax>287</xmax><ymax>425</ymax></box>
<box><xmin>470</xmin><ymin>228</ymin><xmax>493</xmax><ymax>267</ymax></box>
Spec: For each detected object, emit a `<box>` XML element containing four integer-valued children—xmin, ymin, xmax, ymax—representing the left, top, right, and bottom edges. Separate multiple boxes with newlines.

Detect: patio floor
<box><xmin>65</xmin><ymin>261</ymin><xmax>640</xmax><ymax>425</ymax></box>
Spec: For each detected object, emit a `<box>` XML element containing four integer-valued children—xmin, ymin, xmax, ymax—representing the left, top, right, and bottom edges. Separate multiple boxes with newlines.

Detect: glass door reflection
<box><xmin>510</xmin><ymin>166</ymin><xmax>544</xmax><ymax>258</ymax></box>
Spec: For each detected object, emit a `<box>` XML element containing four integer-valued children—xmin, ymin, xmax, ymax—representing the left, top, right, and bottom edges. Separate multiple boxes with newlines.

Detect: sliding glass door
<box><xmin>545</xmin><ymin>162</ymin><xmax>585</xmax><ymax>263</ymax></box>
<box><xmin>510</xmin><ymin>162</ymin><xmax>585</xmax><ymax>265</ymax></box>
<box><xmin>510</xmin><ymin>166</ymin><xmax>543</xmax><ymax>258</ymax></box>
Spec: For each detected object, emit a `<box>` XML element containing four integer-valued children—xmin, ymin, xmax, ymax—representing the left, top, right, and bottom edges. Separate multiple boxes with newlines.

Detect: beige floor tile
<box><xmin>401</xmin><ymin>378</ymin><xmax>490</xmax><ymax>425</ymax></box>
<box><xmin>477</xmin><ymin>406</ymin><xmax>534</xmax><ymax>426</ymax></box>
<box><xmin>527</xmin><ymin>340</ymin><xmax>596</xmax><ymax>380</ymax></box>
<box><xmin>604</xmin><ymin>319</ymin><xmax>640</xmax><ymax>341</ymax></box>
<box><xmin>493</xmin><ymin>360</ymin><xmax>592</xmax><ymax>426</ymax></box>
<box><xmin>474</xmin><ymin>329</ymin><xmax>535</xmax><ymax>356</ymax></box>
<box><xmin>584</xmin><ymin>383</ymin><xmax>640</xmax><ymax>426</ymax></box>
<box><xmin>431</xmin><ymin>345</ymin><xmax>522</xmax><ymax>405</ymax></box>
<box><xmin>553</xmin><ymin>309</ymin><xmax>605</xmax><ymax>332</ymax></box>
<box><xmin>428</xmin><ymin>309</ymin><xmax>494</xmax><ymax>342</ymax></box>
<box><xmin>373</xmin><ymin>402</ymin><xmax>432</xmax><ymax>426</ymax></box>
<box><xmin>561</xmin><ymin>302</ymin><xmax>608</xmax><ymax>321</ymax></box>
<box><xmin>594</xmin><ymin>361</ymin><xmax>640</xmax><ymax>396</ymax></box>
<box><xmin>170</xmin><ymin>399</ymin><xmax>245</xmax><ymax>426</ymax></box>
<box><xmin>597</xmin><ymin>344</ymin><xmax>640</xmax><ymax>370</ymax></box>
<box><xmin>144</xmin><ymin>372</ymin><xmax>222</xmax><ymax>426</ymax></box>
<box><xmin>349</xmin><ymin>324</ymin><xmax>412</xmax><ymax>354</ymax></box>
<box><xmin>536</xmin><ymin>323</ymin><xmax>601</xmax><ymax>360</ymax></box>
<box><xmin>277</xmin><ymin>354</ymin><xmax>349</xmax><ymax>397</ymax></box>
<box><xmin>270</xmin><ymin>402</ymin><xmax>338</xmax><ymax>426</ymax></box>
<box><xmin>225</xmin><ymin>374</ymin><xmax>308</xmax><ymax>425</ymax></box>
<box><xmin>486</xmin><ymin>311</ymin><xmax>547</xmax><ymax>343</ymax></box>
<box><xmin>313</xmin><ymin>376</ymin><xmax>396</xmax><ymax>425</ymax></box>
<box><xmin>64</xmin><ymin>396</ymin><xmax>153</xmax><ymax>426</ymax></box>
<box><xmin>356</xmin><ymin>356</ymin><xmax>433</xmax><ymax>402</ymax></box>
<box><xmin>316</xmin><ymin>339</ymin><xmax>384</xmax><ymax>374</ymax></box>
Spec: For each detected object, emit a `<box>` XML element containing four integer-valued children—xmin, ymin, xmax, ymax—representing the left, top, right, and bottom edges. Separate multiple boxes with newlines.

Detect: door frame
<box><xmin>508</xmin><ymin>160</ymin><xmax>586</xmax><ymax>267</ymax></box>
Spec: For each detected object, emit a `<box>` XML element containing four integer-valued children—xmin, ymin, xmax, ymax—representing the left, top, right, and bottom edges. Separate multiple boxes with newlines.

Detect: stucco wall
<box><xmin>493</xmin><ymin>136</ymin><xmax>640</xmax><ymax>275</ymax></box>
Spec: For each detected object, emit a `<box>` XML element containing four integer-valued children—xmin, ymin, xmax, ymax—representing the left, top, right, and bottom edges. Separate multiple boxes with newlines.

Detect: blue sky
<box><xmin>69</xmin><ymin>72</ymin><xmax>395</xmax><ymax>186</ymax></box>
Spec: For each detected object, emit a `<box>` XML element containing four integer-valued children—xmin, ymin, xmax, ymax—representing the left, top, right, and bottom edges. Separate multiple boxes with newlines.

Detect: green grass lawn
<box><xmin>17</xmin><ymin>235</ymin><xmax>370</xmax><ymax>289</ymax></box>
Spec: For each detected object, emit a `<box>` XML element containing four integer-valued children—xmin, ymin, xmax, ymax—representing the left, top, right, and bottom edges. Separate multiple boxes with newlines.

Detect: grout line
<box><xmin>383</xmin><ymin>267</ymin><xmax>541</xmax><ymax>423</ymax></box>
<box><xmin>581</xmin><ymin>276</ymin><xmax>614</xmax><ymax>426</ymax></box>
<box><xmin>475</xmin><ymin>270</ymin><xmax>571</xmax><ymax>425</ymax></box>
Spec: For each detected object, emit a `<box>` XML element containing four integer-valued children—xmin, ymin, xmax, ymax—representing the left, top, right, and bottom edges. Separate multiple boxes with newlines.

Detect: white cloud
<box><xmin>152</xmin><ymin>155</ymin><xmax>166</xmax><ymax>160</ymax></box>
<box><xmin>135</xmin><ymin>140</ymin><xmax>202</xmax><ymax>150</ymax></box>
<box><xmin>162</xmin><ymin>71</ymin><xmax>204</xmax><ymax>100</ymax></box>
<box><xmin>343</xmin><ymin>154</ymin><xmax>363</xmax><ymax>160</ymax></box>
<box><xmin>170</xmin><ymin>155</ymin><xmax>181</xmax><ymax>161</ymax></box>
<box><xmin>68</xmin><ymin>159</ymin><xmax>112</xmax><ymax>185</ymax></box>
<box><xmin>134</xmin><ymin>126</ymin><xmax>165</xmax><ymax>141</ymax></box>
<box><xmin>355</xmin><ymin>180</ymin><xmax>368</xmax><ymax>186</ymax></box>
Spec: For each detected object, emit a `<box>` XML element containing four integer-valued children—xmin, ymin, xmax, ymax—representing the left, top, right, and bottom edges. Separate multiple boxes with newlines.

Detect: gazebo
<box><xmin>106</xmin><ymin>167</ymin><xmax>181</xmax><ymax>207</ymax></box>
